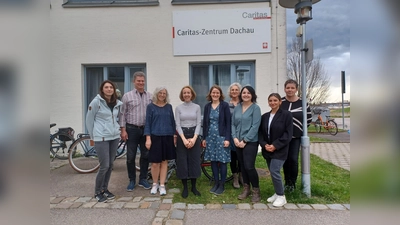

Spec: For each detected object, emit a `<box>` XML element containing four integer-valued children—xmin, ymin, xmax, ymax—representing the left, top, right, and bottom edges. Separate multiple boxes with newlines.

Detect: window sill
<box><xmin>171</xmin><ymin>0</ymin><xmax>269</xmax><ymax>5</ymax></box>
<box><xmin>62</xmin><ymin>0</ymin><xmax>159</xmax><ymax>8</ymax></box>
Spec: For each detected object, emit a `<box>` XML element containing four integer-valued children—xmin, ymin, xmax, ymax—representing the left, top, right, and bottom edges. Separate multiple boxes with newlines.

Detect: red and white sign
<box><xmin>173</xmin><ymin>8</ymin><xmax>272</xmax><ymax>56</ymax></box>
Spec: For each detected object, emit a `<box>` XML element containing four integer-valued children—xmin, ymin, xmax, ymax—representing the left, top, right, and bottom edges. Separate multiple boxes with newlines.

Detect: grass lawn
<box><xmin>167</xmin><ymin>153</ymin><xmax>350</xmax><ymax>204</ymax></box>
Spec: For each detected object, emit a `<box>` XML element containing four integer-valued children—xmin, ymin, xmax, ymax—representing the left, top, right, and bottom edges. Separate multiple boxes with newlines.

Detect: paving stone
<box><xmin>173</xmin><ymin>203</ymin><xmax>186</xmax><ymax>209</ymax></box>
<box><xmin>62</xmin><ymin>197</ymin><xmax>79</xmax><ymax>202</ymax></box>
<box><xmin>238</xmin><ymin>203</ymin><xmax>251</xmax><ymax>209</ymax></box>
<box><xmin>144</xmin><ymin>197</ymin><xmax>161</xmax><ymax>202</ymax></box>
<box><xmin>160</xmin><ymin>203</ymin><xmax>171</xmax><ymax>210</ymax></box>
<box><xmin>54</xmin><ymin>202</ymin><xmax>73</xmax><ymax>209</ymax></box>
<box><xmin>110</xmin><ymin>202</ymin><xmax>126</xmax><ymax>209</ymax></box>
<box><xmin>94</xmin><ymin>202</ymin><xmax>109</xmax><ymax>209</ymax></box>
<box><xmin>75</xmin><ymin>197</ymin><xmax>92</xmax><ymax>203</ymax></box>
<box><xmin>156</xmin><ymin>210</ymin><xmax>170</xmax><ymax>218</ymax></box>
<box><xmin>124</xmin><ymin>202</ymin><xmax>140</xmax><ymax>209</ymax></box>
<box><xmin>283</xmin><ymin>203</ymin><xmax>298</xmax><ymax>209</ymax></box>
<box><xmin>168</xmin><ymin>188</ymin><xmax>180</xmax><ymax>193</ymax></box>
<box><xmin>162</xmin><ymin>198</ymin><xmax>173</xmax><ymax>204</ymax></box>
<box><xmin>253</xmin><ymin>203</ymin><xmax>268</xmax><ymax>209</ymax></box>
<box><xmin>267</xmin><ymin>203</ymin><xmax>281</xmax><ymax>209</ymax></box>
<box><xmin>343</xmin><ymin>204</ymin><xmax>350</xmax><ymax>210</ymax></box>
<box><xmin>152</xmin><ymin>217</ymin><xmax>164</xmax><ymax>225</ymax></box>
<box><xmin>117</xmin><ymin>197</ymin><xmax>133</xmax><ymax>202</ymax></box>
<box><xmin>140</xmin><ymin>202</ymin><xmax>151</xmax><ymax>209</ymax></box>
<box><xmin>222</xmin><ymin>204</ymin><xmax>236</xmax><ymax>209</ymax></box>
<box><xmin>70</xmin><ymin>202</ymin><xmax>83</xmax><ymax>209</ymax></box>
<box><xmin>327</xmin><ymin>204</ymin><xmax>346</xmax><ymax>210</ymax></box>
<box><xmin>188</xmin><ymin>204</ymin><xmax>205</xmax><ymax>209</ymax></box>
<box><xmin>165</xmin><ymin>220</ymin><xmax>183</xmax><ymax>225</ymax></box>
<box><xmin>165</xmin><ymin>193</ymin><xmax>174</xmax><ymax>198</ymax></box>
<box><xmin>205</xmin><ymin>204</ymin><xmax>222</xmax><ymax>209</ymax></box>
<box><xmin>297</xmin><ymin>204</ymin><xmax>313</xmax><ymax>210</ymax></box>
<box><xmin>132</xmin><ymin>197</ymin><xmax>142</xmax><ymax>202</ymax></box>
<box><xmin>170</xmin><ymin>209</ymin><xmax>185</xmax><ymax>220</ymax></box>
<box><xmin>50</xmin><ymin>197</ymin><xmax>56</xmax><ymax>202</ymax></box>
<box><xmin>151</xmin><ymin>202</ymin><xmax>160</xmax><ymax>209</ymax></box>
<box><xmin>50</xmin><ymin>204</ymin><xmax>57</xmax><ymax>209</ymax></box>
<box><xmin>311</xmin><ymin>204</ymin><xmax>329</xmax><ymax>210</ymax></box>
<box><xmin>81</xmin><ymin>202</ymin><xmax>96</xmax><ymax>208</ymax></box>
<box><xmin>50</xmin><ymin>197</ymin><xmax>65</xmax><ymax>204</ymax></box>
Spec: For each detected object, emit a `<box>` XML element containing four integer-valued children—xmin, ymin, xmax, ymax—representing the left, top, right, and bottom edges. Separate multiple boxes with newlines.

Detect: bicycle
<box><xmin>50</xmin><ymin>123</ymin><xmax>75</xmax><ymax>161</ymax></box>
<box><xmin>314</xmin><ymin>113</ymin><xmax>338</xmax><ymax>136</ymax></box>
<box><xmin>68</xmin><ymin>134</ymin><xmax>128</xmax><ymax>173</ymax></box>
<box><xmin>68</xmin><ymin>135</ymin><xmax>151</xmax><ymax>174</ymax></box>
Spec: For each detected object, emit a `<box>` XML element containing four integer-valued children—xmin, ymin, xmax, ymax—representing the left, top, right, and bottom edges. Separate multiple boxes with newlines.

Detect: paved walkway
<box><xmin>310</xmin><ymin>143</ymin><xmax>350</xmax><ymax>171</ymax></box>
<box><xmin>50</xmin><ymin>142</ymin><xmax>350</xmax><ymax>225</ymax></box>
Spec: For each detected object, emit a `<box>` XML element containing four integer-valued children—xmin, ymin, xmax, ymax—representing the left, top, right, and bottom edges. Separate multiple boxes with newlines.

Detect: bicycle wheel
<box><xmin>115</xmin><ymin>139</ymin><xmax>127</xmax><ymax>159</ymax></box>
<box><xmin>68</xmin><ymin>135</ymin><xmax>100</xmax><ymax>173</ymax></box>
<box><xmin>327</xmin><ymin>120</ymin><xmax>338</xmax><ymax>136</ymax></box>
<box><xmin>201</xmin><ymin>149</ymin><xmax>233</xmax><ymax>182</ymax></box>
<box><xmin>314</xmin><ymin>120</ymin><xmax>322</xmax><ymax>133</ymax></box>
<box><xmin>50</xmin><ymin>133</ymin><xmax>75</xmax><ymax>160</ymax></box>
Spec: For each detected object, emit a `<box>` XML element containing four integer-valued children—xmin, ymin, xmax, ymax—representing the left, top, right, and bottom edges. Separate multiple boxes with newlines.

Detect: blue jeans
<box><xmin>126</xmin><ymin>126</ymin><xmax>149</xmax><ymax>181</ymax></box>
<box><xmin>95</xmin><ymin>138</ymin><xmax>119</xmax><ymax>194</ymax></box>
<box><xmin>266</xmin><ymin>157</ymin><xmax>285</xmax><ymax>196</ymax></box>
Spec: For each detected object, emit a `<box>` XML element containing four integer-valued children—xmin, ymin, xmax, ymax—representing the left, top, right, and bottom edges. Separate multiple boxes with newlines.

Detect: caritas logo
<box><xmin>262</xmin><ymin>42</ymin><xmax>268</xmax><ymax>49</ymax></box>
<box><xmin>242</xmin><ymin>12</ymin><xmax>271</xmax><ymax>19</ymax></box>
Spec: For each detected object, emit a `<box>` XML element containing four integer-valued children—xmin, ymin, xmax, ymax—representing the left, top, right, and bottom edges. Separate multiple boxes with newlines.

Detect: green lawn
<box><xmin>168</xmin><ymin>153</ymin><xmax>350</xmax><ymax>204</ymax></box>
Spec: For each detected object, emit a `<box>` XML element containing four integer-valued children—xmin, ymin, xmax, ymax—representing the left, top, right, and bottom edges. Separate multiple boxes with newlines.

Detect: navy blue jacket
<box><xmin>202</xmin><ymin>101</ymin><xmax>231</xmax><ymax>141</ymax></box>
<box><xmin>258</xmin><ymin>108</ymin><xmax>293</xmax><ymax>160</ymax></box>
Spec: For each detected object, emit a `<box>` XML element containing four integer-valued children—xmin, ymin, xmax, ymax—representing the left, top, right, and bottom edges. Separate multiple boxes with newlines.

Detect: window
<box><xmin>62</xmin><ymin>0</ymin><xmax>159</xmax><ymax>8</ymax></box>
<box><xmin>84</xmin><ymin>64</ymin><xmax>146</xmax><ymax>128</ymax></box>
<box><xmin>190</xmin><ymin>62</ymin><xmax>255</xmax><ymax>113</ymax></box>
<box><xmin>171</xmin><ymin>0</ymin><xmax>269</xmax><ymax>5</ymax></box>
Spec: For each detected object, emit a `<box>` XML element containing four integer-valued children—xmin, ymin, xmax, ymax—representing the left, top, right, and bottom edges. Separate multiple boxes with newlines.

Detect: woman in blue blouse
<box><xmin>144</xmin><ymin>87</ymin><xmax>176</xmax><ymax>196</ymax></box>
<box><xmin>231</xmin><ymin>86</ymin><xmax>261</xmax><ymax>203</ymax></box>
<box><xmin>202</xmin><ymin>85</ymin><xmax>231</xmax><ymax>195</ymax></box>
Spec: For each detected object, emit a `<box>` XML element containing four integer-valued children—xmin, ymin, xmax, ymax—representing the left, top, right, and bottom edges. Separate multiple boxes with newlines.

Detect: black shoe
<box><xmin>209</xmin><ymin>182</ymin><xmax>219</xmax><ymax>194</ymax></box>
<box><xmin>95</xmin><ymin>193</ymin><xmax>107</xmax><ymax>203</ymax></box>
<box><xmin>191</xmin><ymin>188</ymin><xmax>201</xmax><ymax>196</ymax></box>
<box><xmin>182</xmin><ymin>188</ymin><xmax>188</xmax><ymax>198</ymax></box>
<box><xmin>103</xmin><ymin>190</ymin><xmax>115</xmax><ymax>200</ymax></box>
<box><xmin>214</xmin><ymin>182</ymin><xmax>225</xmax><ymax>195</ymax></box>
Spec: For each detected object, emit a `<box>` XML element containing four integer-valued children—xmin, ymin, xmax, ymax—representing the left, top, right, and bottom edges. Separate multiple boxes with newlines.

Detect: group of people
<box><xmin>85</xmin><ymin>71</ymin><xmax>311</xmax><ymax>207</ymax></box>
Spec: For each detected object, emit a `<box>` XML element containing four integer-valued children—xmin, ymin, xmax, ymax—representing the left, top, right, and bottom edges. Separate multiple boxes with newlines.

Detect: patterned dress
<box><xmin>204</xmin><ymin>105</ymin><xmax>231</xmax><ymax>163</ymax></box>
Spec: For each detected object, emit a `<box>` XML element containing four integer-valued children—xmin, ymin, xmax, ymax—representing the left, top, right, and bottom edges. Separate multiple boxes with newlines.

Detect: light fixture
<box><xmin>236</xmin><ymin>66</ymin><xmax>249</xmax><ymax>83</ymax></box>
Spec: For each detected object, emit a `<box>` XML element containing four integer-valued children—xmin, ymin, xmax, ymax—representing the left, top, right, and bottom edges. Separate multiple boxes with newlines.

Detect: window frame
<box><xmin>62</xmin><ymin>0</ymin><xmax>159</xmax><ymax>8</ymax></box>
<box><xmin>171</xmin><ymin>0</ymin><xmax>269</xmax><ymax>5</ymax></box>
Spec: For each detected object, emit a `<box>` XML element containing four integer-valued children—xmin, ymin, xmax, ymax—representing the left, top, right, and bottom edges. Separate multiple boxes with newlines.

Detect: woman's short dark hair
<box><xmin>99</xmin><ymin>80</ymin><xmax>118</xmax><ymax>105</ymax></box>
<box><xmin>179</xmin><ymin>85</ymin><xmax>196</xmax><ymax>101</ymax></box>
<box><xmin>239</xmin><ymin>85</ymin><xmax>257</xmax><ymax>103</ymax></box>
<box><xmin>206</xmin><ymin>85</ymin><xmax>225</xmax><ymax>101</ymax></box>
<box><xmin>268</xmin><ymin>93</ymin><xmax>282</xmax><ymax>101</ymax></box>
<box><xmin>284</xmin><ymin>79</ymin><xmax>298</xmax><ymax>88</ymax></box>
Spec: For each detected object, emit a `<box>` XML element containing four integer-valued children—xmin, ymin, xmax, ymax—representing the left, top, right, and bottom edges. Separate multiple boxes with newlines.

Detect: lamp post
<box><xmin>279</xmin><ymin>0</ymin><xmax>320</xmax><ymax>197</ymax></box>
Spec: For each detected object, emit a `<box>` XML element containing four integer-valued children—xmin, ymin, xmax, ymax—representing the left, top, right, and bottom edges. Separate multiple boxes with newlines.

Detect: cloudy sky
<box><xmin>284</xmin><ymin>0</ymin><xmax>350</xmax><ymax>103</ymax></box>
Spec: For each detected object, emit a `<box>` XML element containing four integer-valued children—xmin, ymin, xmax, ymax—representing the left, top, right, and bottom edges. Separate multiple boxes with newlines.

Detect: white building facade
<box><xmin>50</xmin><ymin>0</ymin><xmax>287</xmax><ymax>132</ymax></box>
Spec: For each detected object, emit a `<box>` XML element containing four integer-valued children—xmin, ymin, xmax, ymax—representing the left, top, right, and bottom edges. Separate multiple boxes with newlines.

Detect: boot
<box><xmin>237</xmin><ymin>184</ymin><xmax>250</xmax><ymax>200</ymax></box>
<box><xmin>232</xmin><ymin>173</ymin><xmax>240</xmax><ymax>189</ymax></box>
<box><xmin>251</xmin><ymin>187</ymin><xmax>261</xmax><ymax>203</ymax></box>
<box><xmin>239</xmin><ymin>172</ymin><xmax>244</xmax><ymax>185</ymax></box>
<box><xmin>214</xmin><ymin>181</ymin><xmax>225</xmax><ymax>195</ymax></box>
<box><xmin>209</xmin><ymin>181</ymin><xmax>219</xmax><ymax>194</ymax></box>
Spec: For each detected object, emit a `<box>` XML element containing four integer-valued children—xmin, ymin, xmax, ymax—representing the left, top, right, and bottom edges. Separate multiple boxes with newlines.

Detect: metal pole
<box><xmin>342</xmin><ymin>93</ymin><xmax>345</xmax><ymax>130</ymax></box>
<box><xmin>300</xmin><ymin>21</ymin><xmax>311</xmax><ymax>197</ymax></box>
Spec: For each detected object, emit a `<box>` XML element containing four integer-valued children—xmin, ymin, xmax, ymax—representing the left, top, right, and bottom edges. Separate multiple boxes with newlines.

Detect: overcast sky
<box><xmin>285</xmin><ymin>0</ymin><xmax>350</xmax><ymax>103</ymax></box>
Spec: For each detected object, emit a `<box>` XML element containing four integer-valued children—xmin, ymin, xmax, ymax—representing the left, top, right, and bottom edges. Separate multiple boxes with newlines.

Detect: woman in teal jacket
<box><xmin>86</xmin><ymin>80</ymin><xmax>122</xmax><ymax>203</ymax></box>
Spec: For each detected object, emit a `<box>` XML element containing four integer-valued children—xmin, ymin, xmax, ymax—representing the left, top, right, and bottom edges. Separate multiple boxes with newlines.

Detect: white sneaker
<box><xmin>267</xmin><ymin>193</ymin><xmax>278</xmax><ymax>203</ymax></box>
<box><xmin>150</xmin><ymin>183</ymin><xmax>159</xmax><ymax>195</ymax></box>
<box><xmin>272</xmin><ymin>195</ymin><xmax>287</xmax><ymax>207</ymax></box>
<box><xmin>159</xmin><ymin>185</ymin><xmax>166</xmax><ymax>196</ymax></box>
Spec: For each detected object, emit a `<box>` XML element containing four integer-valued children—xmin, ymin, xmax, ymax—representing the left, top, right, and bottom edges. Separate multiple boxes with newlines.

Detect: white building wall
<box><xmin>50</xmin><ymin>0</ymin><xmax>287</xmax><ymax>133</ymax></box>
